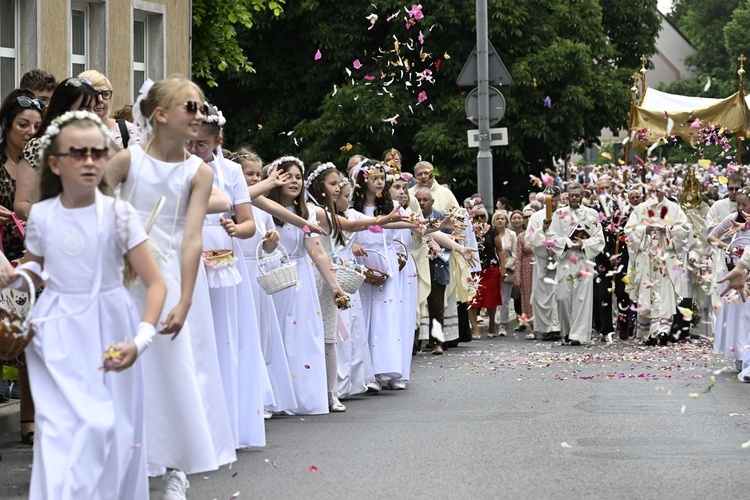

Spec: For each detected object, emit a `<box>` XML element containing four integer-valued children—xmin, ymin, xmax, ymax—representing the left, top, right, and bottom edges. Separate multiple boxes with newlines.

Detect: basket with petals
<box><xmin>356</xmin><ymin>250</ymin><xmax>391</xmax><ymax>287</ymax></box>
<box><xmin>331</xmin><ymin>256</ymin><xmax>366</xmax><ymax>294</ymax></box>
<box><xmin>256</xmin><ymin>240</ymin><xmax>298</xmax><ymax>294</ymax></box>
<box><xmin>0</xmin><ymin>270</ymin><xmax>36</xmax><ymax>361</ymax></box>
<box><xmin>394</xmin><ymin>239</ymin><xmax>408</xmax><ymax>271</ymax></box>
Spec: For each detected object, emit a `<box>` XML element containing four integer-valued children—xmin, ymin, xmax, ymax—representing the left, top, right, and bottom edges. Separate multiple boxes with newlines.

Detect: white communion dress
<box><xmin>24</xmin><ymin>192</ymin><xmax>148</xmax><ymax>500</ymax></box>
<box><xmin>122</xmin><ymin>146</ymin><xmax>236</xmax><ymax>474</ymax></box>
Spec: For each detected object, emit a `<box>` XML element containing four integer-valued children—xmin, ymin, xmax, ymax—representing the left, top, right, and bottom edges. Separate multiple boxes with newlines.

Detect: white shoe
<box><xmin>161</xmin><ymin>470</ymin><xmax>189</xmax><ymax>500</ymax></box>
<box><xmin>525</xmin><ymin>333</ymin><xmax>535</xmax><ymax>340</ymax></box>
<box><xmin>263</xmin><ymin>409</ymin><xmax>273</xmax><ymax>419</ymax></box>
<box><xmin>498</xmin><ymin>326</ymin><xmax>507</xmax><ymax>337</ymax></box>
<box><xmin>388</xmin><ymin>379</ymin><xmax>406</xmax><ymax>390</ymax></box>
<box><xmin>329</xmin><ymin>392</ymin><xmax>346</xmax><ymax>412</ymax></box>
<box><xmin>366</xmin><ymin>380</ymin><xmax>381</xmax><ymax>393</ymax></box>
<box><xmin>603</xmin><ymin>332</ymin><xmax>614</xmax><ymax>344</ymax></box>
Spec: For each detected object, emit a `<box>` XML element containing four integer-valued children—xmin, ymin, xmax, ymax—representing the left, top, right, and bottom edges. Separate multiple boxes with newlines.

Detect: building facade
<box><xmin>0</xmin><ymin>0</ymin><xmax>191</xmax><ymax>109</ymax></box>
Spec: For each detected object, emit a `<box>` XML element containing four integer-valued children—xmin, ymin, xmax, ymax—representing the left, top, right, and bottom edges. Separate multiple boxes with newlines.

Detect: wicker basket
<box><xmin>395</xmin><ymin>239</ymin><xmax>408</xmax><ymax>271</ymax></box>
<box><xmin>256</xmin><ymin>240</ymin><xmax>298</xmax><ymax>295</ymax></box>
<box><xmin>357</xmin><ymin>250</ymin><xmax>391</xmax><ymax>287</ymax></box>
<box><xmin>0</xmin><ymin>270</ymin><xmax>36</xmax><ymax>361</ymax></box>
<box><xmin>332</xmin><ymin>257</ymin><xmax>366</xmax><ymax>294</ymax></box>
<box><xmin>202</xmin><ymin>249</ymin><xmax>235</xmax><ymax>267</ymax></box>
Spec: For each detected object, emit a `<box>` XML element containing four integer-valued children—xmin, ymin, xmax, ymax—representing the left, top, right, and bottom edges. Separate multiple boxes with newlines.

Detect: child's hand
<box><xmin>160</xmin><ymin>302</ymin><xmax>189</xmax><ymax>339</ymax></box>
<box><xmin>262</xmin><ymin>230</ymin><xmax>280</xmax><ymax>253</ymax></box>
<box><xmin>267</xmin><ymin>168</ymin><xmax>290</xmax><ymax>188</ymax></box>
<box><xmin>220</xmin><ymin>217</ymin><xmax>237</xmax><ymax>237</ymax></box>
<box><xmin>102</xmin><ymin>342</ymin><xmax>137</xmax><ymax>372</ymax></box>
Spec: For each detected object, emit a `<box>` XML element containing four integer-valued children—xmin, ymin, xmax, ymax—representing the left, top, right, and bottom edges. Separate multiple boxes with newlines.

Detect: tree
<box><xmin>191</xmin><ymin>0</ymin><xmax>284</xmax><ymax>87</ymax></box>
<box><xmin>205</xmin><ymin>0</ymin><xmax>660</xmax><ymax>203</ymax></box>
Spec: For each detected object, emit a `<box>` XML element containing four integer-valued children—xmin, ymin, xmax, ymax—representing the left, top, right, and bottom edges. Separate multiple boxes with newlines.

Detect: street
<box><xmin>1</xmin><ymin>325</ymin><xmax>749</xmax><ymax>499</ymax></box>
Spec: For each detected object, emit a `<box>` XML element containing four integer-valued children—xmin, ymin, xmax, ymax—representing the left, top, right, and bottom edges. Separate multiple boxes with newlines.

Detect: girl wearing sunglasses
<box><xmin>0</xmin><ymin>111</ymin><xmax>166</xmax><ymax>499</ymax></box>
<box><xmin>78</xmin><ymin>70</ymin><xmax>141</xmax><ymax>149</ymax></box>
<box><xmin>106</xmin><ymin>76</ymin><xmax>237</xmax><ymax>498</ymax></box>
<box><xmin>14</xmin><ymin>76</ymin><xmax>98</xmax><ymax>219</ymax></box>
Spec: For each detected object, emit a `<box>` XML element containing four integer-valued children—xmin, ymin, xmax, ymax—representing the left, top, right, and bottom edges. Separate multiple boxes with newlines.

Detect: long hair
<box><xmin>138</xmin><ymin>76</ymin><xmax>205</xmax><ymax>135</ymax></box>
<box><xmin>266</xmin><ymin>159</ymin><xmax>308</xmax><ymax>227</ymax></box>
<box><xmin>0</xmin><ymin>89</ymin><xmax>42</xmax><ymax>153</ymax></box>
<box><xmin>352</xmin><ymin>160</ymin><xmax>393</xmax><ymax>216</ymax></box>
<box><xmin>305</xmin><ymin>163</ymin><xmax>346</xmax><ymax>246</ymax></box>
<box><xmin>35</xmin><ymin>78</ymin><xmax>97</xmax><ymax>138</ymax></box>
<box><xmin>38</xmin><ymin>118</ymin><xmax>112</xmax><ymax>202</ymax></box>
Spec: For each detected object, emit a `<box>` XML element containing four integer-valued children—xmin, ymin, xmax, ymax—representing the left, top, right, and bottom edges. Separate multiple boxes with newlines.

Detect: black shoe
<box><xmin>658</xmin><ymin>333</ymin><xmax>669</xmax><ymax>346</ymax></box>
<box><xmin>569</xmin><ymin>340</ymin><xmax>581</xmax><ymax>346</ymax></box>
<box><xmin>550</xmin><ymin>331</ymin><xmax>562</xmax><ymax>341</ymax></box>
<box><xmin>514</xmin><ymin>324</ymin><xmax>527</xmax><ymax>332</ymax></box>
<box><xmin>541</xmin><ymin>332</ymin><xmax>552</xmax><ymax>341</ymax></box>
<box><xmin>643</xmin><ymin>336</ymin><xmax>657</xmax><ymax>346</ymax></box>
<box><xmin>618</xmin><ymin>330</ymin><xmax>629</xmax><ymax>341</ymax></box>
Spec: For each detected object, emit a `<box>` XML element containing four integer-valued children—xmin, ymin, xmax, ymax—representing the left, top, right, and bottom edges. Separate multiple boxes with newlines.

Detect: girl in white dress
<box><xmin>106</xmin><ymin>77</ymin><xmax>236</xmax><ymax>498</ymax></box>
<box><xmin>305</xmin><ymin>163</ymin><xmax>403</xmax><ymax>408</ymax></box>
<box><xmin>187</xmin><ymin>106</ymin><xmax>268</xmax><ymax>449</ymax></box>
<box><xmin>388</xmin><ymin>174</ymin><xmax>418</xmax><ymax>386</ymax></box>
<box><xmin>351</xmin><ymin>160</ymin><xmax>404</xmax><ymax>388</ymax></box>
<box><xmin>0</xmin><ymin>111</ymin><xmax>166</xmax><ymax>499</ymax></box>
<box><xmin>708</xmin><ymin>190</ymin><xmax>750</xmax><ymax>369</ymax></box>
<box><xmin>232</xmin><ymin>150</ymin><xmax>297</xmax><ymax>414</ymax></box>
<box><xmin>265</xmin><ymin>157</ymin><xmax>345</xmax><ymax>415</ymax></box>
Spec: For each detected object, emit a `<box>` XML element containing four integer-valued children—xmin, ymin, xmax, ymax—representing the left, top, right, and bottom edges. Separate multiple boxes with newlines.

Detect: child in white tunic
<box><xmin>106</xmin><ymin>78</ymin><xmax>236</xmax><ymax>498</ymax></box>
<box><xmin>0</xmin><ymin>112</ymin><xmax>166</xmax><ymax>499</ymax></box>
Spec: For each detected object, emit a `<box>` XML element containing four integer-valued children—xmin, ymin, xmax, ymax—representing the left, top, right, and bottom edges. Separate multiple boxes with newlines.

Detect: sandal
<box><xmin>20</xmin><ymin>419</ymin><xmax>34</xmax><ymax>446</ymax></box>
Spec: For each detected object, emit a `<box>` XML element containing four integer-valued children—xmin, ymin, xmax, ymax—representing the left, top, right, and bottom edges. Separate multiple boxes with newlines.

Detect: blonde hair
<box><xmin>78</xmin><ymin>70</ymin><xmax>112</xmax><ymax>90</ymax></box>
<box><xmin>492</xmin><ymin>209</ymin><xmax>509</xmax><ymax>227</ymax></box>
<box><xmin>139</xmin><ymin>76</ymin><xmax>205</xmax><ymax>132</ymax></box>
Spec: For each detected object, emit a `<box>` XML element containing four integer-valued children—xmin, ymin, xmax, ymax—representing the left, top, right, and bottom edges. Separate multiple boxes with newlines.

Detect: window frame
<box><xmin>70</xmin><ymin>3</ymin><xmax>89</xmax><ymax>76</ymax></box>
<box><xmin>0</xmin><ymin>0</ymin><xmax>20</xmax><ymax>98</ymax></box>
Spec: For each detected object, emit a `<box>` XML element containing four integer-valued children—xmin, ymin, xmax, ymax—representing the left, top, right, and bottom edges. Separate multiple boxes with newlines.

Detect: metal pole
<box><xmin>476</xmin><ymin>0</ymin><xmax>493</xmax><ymax>211</ymax></box>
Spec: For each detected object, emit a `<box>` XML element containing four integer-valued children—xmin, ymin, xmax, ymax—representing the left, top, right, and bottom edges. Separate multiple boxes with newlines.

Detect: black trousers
<box><xmin>592</xmin><ymin>275</ymin><xmax>614</xmax><ymax>335</ymax></box>
<box><xmin>428</xmin><ymin>259</ymin><xmax>446</xmax><ymax>345</ymax></box>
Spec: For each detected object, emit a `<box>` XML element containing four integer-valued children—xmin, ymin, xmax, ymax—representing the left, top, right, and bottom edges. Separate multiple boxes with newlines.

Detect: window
<box><xmin>133</xmin><ymin>14</ymin><xmax>147</xmax><ymax>98</ymax></box>
<box><xmin>0</xmin><ymin>0</ymin><xmax>18</xmax><ymax>98</ymax></box>
<box><xmin>71</xmin><ymin>4</ymin><xmax>88</xmax><ymax>76</ymax></box>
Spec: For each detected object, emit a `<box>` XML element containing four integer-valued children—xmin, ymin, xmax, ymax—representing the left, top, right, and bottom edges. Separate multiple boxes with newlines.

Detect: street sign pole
<box><xmin>476</xmin><ymin>0</ymin><xmax>493</xmax><ymax>211</ymax></box>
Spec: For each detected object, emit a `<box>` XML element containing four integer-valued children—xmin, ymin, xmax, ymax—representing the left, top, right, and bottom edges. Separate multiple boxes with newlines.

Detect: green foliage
<box><xmin>192</xmin><ymin>0</ymin><xmax>284</xmax><ymax>87</ymax></box>
<box><xmin>204</xmin><ymin>0</ymin><xmax>659</xmax><ymax>203</ymax></box>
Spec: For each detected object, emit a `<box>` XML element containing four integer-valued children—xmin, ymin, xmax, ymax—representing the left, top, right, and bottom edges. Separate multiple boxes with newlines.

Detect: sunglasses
<box><xmin>55</xmin><ymin>146</ymin><xmax>109</xmax><ymax>161</ymax></box>
<box><xmin>65</xmin><ymin>77</ymin><xmax>93</xmax><ymax>88</ymax></box>
<box><xmin>95</xmin><ymin>89</ymin><xmax>113</xmax><ymax>101</ymax></box>
<box><xmin>185</xmin><ymin>140</ymin><xmax>212</xmax><ymax>153</ymax></box>
<box><xmin>727</xmin><ymin>186</ymin><xmax>741</xmax><ymax>192</ymax></box>
<box><xmin>17</xmin><ymin>96</ymin><xmax>45</xmax><ymax>112</ymax></box>
<box><xmin>184</xmin><ymin>101</ymin><xmax>209</xmax><ymax>115</ymax></box>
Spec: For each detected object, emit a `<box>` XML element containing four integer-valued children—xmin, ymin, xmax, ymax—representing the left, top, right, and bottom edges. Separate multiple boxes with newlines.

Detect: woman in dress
<box><xmin>0</xmin><ymin>111</ymin><xmax>166</xmax><ymax>499</ymax></box>
<box><xmin>0</xmin><ymin>89</ymin><xmax>42</xmax><ymax>443</ymax></box>
<box><xmin>513</xmin><ymin>209</ymin><xmax>535</xmax><ymax>338</ymax></box>
<box><xmin>468</xmin><ymin>206</ymin><xmax>504</xmax><ymax>339</ymax></box>
<box><xmin>106</xmin><ymin>77</ymin><xmax>236</xmax><ymax>498</ymax></box>
<box><xmin>265</xmin><ymin>156</ymin><xmax>345</xmax><ymax>415</ymax></box>
<box><xmin>493</xmin><ymin>210</ymin><xmax>517</xmax><ymax>336</ymax></box>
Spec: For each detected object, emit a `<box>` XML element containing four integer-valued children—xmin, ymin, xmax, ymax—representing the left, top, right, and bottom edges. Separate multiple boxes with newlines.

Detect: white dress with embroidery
<box><xmin>122</xmin><ymin>146</ymin><xmax>236</xmax><ymax>474</ymax></box>
<box><xmin>25</xmin><ymin>193</ymin><xmax>148</xmax><ymax>500</ymax></box>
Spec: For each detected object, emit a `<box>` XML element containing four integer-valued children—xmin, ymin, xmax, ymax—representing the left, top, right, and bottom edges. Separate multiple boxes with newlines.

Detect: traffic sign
<box><xmin>465</xmin><ymin>86</ymin><xmax>506</xmax><ymax>125</ymax></box>
<box><xmin>467</xmin><ymin>128</ymin><xmax>508</xmax><ymax>148</ymax></box>
<box><xmin>456</xmin><ymin>39</ymin><xmax>513</xmax><ymax>87</ymax></box>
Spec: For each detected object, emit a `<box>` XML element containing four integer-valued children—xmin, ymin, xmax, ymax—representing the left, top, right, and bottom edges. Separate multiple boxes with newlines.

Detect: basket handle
<box><xmin>256</xmin><ymin>238</ymin><xmax>292</xmax><ymax>274</ymax></box>
<box><xmin>356</xmin><ymin>249</ymin><xmax>393</xmax><ymax>276</ymax></box>
<box><xmin>394</xmin><ymin>239</ymin><xmax>408</xmax><ymax>254</ymax></box>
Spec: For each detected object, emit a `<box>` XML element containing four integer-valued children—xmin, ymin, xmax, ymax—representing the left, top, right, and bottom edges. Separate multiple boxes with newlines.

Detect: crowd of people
<box><xmin>0</xmin><ymin>69</ymin><xmax>749</xmax><ymax>499</ymax></box>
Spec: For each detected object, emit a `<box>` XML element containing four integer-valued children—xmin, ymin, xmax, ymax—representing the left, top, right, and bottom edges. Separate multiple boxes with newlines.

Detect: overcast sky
<box><xmin>658</xmin><ymin>0</ymin><xmax>672</xmax><ymax>14</ymax></box>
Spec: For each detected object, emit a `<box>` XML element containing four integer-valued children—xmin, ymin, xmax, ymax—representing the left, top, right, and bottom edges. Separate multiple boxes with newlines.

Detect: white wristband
<box><xmin>133</xmin><ymin>322</ymin><xmax>156</xmax><ymax>355</ymax></box>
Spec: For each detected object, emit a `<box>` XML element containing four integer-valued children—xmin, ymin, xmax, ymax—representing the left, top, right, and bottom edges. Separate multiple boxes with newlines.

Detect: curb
<box><xmin>0</xmin><ymin>401</ymin><xmax>19</xmax><ymax>435</ymax></box>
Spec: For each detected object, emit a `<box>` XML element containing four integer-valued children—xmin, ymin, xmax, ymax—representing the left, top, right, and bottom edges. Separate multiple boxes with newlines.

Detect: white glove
<box><xmin>133</xmin><ymin>322</ymin><xmax>156</xmax><ymax>355</ymax></box>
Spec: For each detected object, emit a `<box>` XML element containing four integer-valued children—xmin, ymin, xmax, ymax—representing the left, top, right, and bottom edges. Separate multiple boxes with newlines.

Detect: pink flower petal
<box><xmin>308</xmin><ymin>465</ymin><xmax>318</xmax><ymax>472</ymax></box>
<box><xmin>314</xmin><ymin>49</ymin><xmax>322</xmax><ymax>61</ymax></box>
<box><xmin>353</xmin><ymin>59</ymin><xmax>362</xmax><ymax>69</ymax></box>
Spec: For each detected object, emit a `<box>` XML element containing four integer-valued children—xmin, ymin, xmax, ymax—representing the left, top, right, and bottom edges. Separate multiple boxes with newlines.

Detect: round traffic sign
<box><xmin>464</xmin><ymin>86</ymin><xmax>506</xmax><ymax>126</ymax></box>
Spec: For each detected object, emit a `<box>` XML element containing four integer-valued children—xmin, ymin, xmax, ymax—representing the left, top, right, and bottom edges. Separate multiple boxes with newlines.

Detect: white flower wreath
<box><xmin>303</xmin><ymin>162</ymin><xmax>337</xmax><ymax>188</ymax></box>
<box><xmin>268</xmin><ymin>155</ymin><xmax>305</xmax><ymax>173</ymax></box>
<box><xmin>38</xmin><ymin>111</ymin><xmax>111</xmax><ymax>161</ymax></box>
<box><xmin>203</xmin><ymin>106</ymin><xmax>226</xmax><ymax>127</ymax></box>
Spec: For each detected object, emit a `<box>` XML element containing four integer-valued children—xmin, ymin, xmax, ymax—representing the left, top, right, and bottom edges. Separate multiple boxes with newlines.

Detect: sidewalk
<box><xmin>0</xmin><ymin>400</ymin><xmax>19</xmax><ymax>435</ymax></box>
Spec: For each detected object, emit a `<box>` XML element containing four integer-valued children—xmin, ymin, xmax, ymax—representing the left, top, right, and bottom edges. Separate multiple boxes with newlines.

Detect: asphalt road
<box><xmin>2</xmin><ymin>325</ymin><xmax>749</xmax><ymax>499</ymax></box>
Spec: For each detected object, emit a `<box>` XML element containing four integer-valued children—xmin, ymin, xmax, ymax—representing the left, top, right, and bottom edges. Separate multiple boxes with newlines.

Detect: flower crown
<box><xmin>203</xmin><ymin>105</ymin><xmax>226</xmax><ymax>127</ymax></box>
<box><xmin>269</xmin><ymin>155</ymin><xmax>305</xmax><ymax>173</ymax></box>
<box><xmin>338</xmin><ymin>176</ymin><xmax>351</xmax><ymax>188</ymax></box>
<box><xmin>39</xmin><ymin>111</ymin><xmax>110</xmax><ymax>160</ymax></box>
<box><xmin>304</xmin><ymin>162</ymin><xmax>337</xmax><ymax>189</ymax></box>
